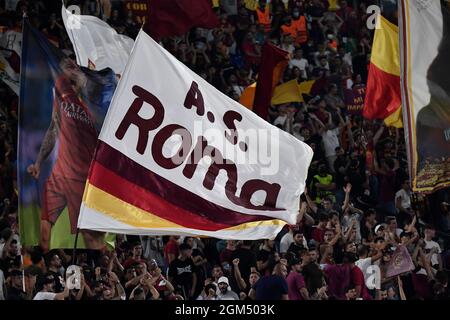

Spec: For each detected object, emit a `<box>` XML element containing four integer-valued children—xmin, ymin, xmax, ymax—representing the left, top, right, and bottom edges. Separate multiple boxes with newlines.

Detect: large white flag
<box><xmin>78</xmin><ymin>30</ymin><xmax>313</xmax><ymax>239</ymax></box>
<box><xmin>61</xmin><ymin>4</ymin><xmax>134</xmax><ymax>75</ymax></box>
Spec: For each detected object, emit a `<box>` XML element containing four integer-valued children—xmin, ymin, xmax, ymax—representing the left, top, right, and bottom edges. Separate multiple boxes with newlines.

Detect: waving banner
<box><xmin>78</xmin><ymin>30</ymin><xmax>313</xmax><ymax>239</ymax></box>
<box><xmin>399</xmin><ymin>0</ymin><xmax>450</xmax><ymax>192</ymax></box>
<box><xmin>18</xmin><ymin>21</ymin><xmax>116</xmax><ymax>250</ymax></box>
<box><xmin>344</xmin><ymin>85</ymin><xmax>365</xmax><ymax>115</ymax></box>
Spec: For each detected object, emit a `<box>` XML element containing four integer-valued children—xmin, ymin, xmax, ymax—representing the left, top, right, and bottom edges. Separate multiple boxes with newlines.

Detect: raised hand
<box><xmin>343</xmin><ymin>183</ymin><xmax>352</xmax><ymax>193</ymax></box>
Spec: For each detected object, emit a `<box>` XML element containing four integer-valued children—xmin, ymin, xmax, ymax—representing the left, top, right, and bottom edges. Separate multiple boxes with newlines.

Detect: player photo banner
<box><xmin>18</xmin><ymin>20</ymin><xmax>116</xmax><ymax>249</ymax></box>
<box><xmin>78</xmin><ymin>30</ymin><xmax>313</xmax><ymax>240</ymax></box>
<box><xmin>399</xmin><ymin>0</ymin><xmax>450</xmax><ymax>192</ymax></box>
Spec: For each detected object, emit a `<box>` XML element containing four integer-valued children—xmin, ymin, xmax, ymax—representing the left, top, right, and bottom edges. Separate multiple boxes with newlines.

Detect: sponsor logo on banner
<box><xmin>344</xmin><ymin>86</ymin><xmax>366</xmax><ymax>115</ymax></box>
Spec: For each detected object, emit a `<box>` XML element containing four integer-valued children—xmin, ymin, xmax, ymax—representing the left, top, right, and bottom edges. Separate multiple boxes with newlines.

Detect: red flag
<box><xmin>145</xmin><ymin>0</ymin><xmax>220</xmax><ymax>41</ymax></box>
<box><xmin>253</xmin><ymin>43</ymin><xmax>289</xmax><ymax>120</ymax></box>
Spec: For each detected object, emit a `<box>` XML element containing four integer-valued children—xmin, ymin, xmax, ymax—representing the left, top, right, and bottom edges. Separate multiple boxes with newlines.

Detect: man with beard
<box><xmin>216</xmin><ymin>276</ymin><xmax>239</xmax><ymax>300</ymax></box>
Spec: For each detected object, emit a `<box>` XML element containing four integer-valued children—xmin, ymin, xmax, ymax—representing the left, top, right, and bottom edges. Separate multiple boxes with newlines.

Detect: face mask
<box><xmin>327</xmin><ymin>34</ymin><xmax>334</xmax><ymax>40</ymax></box>
<box><xmin>293</xmin><ymin>12</ymin><xmax>300</xmax><ymax>18</ymax></box>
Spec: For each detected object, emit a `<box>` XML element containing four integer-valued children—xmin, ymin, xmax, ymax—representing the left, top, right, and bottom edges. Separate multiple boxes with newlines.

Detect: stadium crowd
<box><xmin>0</xmin><ymin>0</ymin><xmax>449</xmax><ymax>300</ymax></box>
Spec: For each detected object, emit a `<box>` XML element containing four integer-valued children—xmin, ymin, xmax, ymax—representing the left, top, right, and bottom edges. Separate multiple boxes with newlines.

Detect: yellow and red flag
<box><xmin>363</xmin><ymin>15</ymin><xmax>402</xmax><ymax>128</ymax></box>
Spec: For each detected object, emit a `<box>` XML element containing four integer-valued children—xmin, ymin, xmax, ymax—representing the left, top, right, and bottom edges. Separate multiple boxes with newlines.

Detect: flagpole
<box><xmin>72</xmin><ymin>228</ymin><xmax>80</xmax><ymax>265</ymax></box>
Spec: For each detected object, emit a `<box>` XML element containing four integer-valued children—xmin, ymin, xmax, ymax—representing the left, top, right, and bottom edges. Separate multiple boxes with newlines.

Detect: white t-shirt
<box><xmin>289</xmin><ymin>58</ymin><xmax>309</xmax><ymax>78</ymax></box>
<box><xmin>424</xmin><ymin>239</ymin><xmax>442</xmax><ymax>266</ymax></box>
<box><xmin>33</xmin><ymin>292</ymin><xmax>57</xmax><ymax>300</ymax></box>
<box><xmin>321</xmin><ymin>128</ymin><xmax>340</xmax><ymax>157</ymax></box>
<box><xmin>395</xmin><ymin>189</ymin><xmax>411</xmax><ymax>210</ymax></box>
<box><xmin>217</xmin><ymin>290</ymin><xmax>239</xmax><ymax>300</ymax></box>
<box><xmin>342</xmin><ymin>52</ymin><xmax>353</xmax><ymax>69</ymax></box>
<box><xmin>355</xmin><ymin>258</ymin><xmax>371</xmax><ymax>278</ymax></box>
<box><xmin>356</xmin><ymin>257</ymin><xmax>381</xmax><ymax>290</ymax></box>
<box><xmin>280</xmin><ymin>232</ymin><xmax>294</xmax><ymax>254</ymax></box>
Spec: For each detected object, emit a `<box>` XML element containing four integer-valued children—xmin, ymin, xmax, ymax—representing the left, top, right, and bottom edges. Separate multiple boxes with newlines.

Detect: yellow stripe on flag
<box><xmin>371</xmin><ymin>16</ymin><xmax>400</xmax><ymax>76</ymax></box>
<box><xmin>83</xmin><ymin>183</ymin><xmax>182</xmax><ymax>228</ymax></box>
<box><xmin>83</xmin><ymin>182</ymin><xmax>286</xmax><ymax>232</ymax></box>
<box><xmin>384</xmin><ymin>106</ymin><xmax>403</xmax><ymax>128</ymax></box>
<box><xmin>224</xmin><ymin>219</ymin><xmax>286</xmax><ymax>231</ymax></box>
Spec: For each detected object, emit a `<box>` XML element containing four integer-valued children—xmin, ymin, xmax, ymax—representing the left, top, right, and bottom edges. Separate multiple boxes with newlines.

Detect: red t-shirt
<box><xmin>311</xmin><ymin>227</ymin><xmax>325</xmax><ymax>243</ymax></box>
<box><xmin>52</xmin><ymin>76</ymin><xmax>98</xmax><ymax>181</ymax></box>
<box><xmin>351</xmin><ymin>265</ymin><xmax>372</xmax><ymax>300</ymax></box>
<box><xmin>164</xmin><ymin>239</ymin><xmax>179</xmax><ymax>264</ymax></box>
<box><xmin>287</xmin><ymin>271</ymin><xmax>306</xmax><ymax>300</ymax></box>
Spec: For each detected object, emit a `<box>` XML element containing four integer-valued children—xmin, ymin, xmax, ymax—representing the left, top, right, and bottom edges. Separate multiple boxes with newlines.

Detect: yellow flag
<box><xmin>384</xmin><ymin>106</ymin><xmax>403</xmax><ymax>128</ymax></box>
<box><xmin>272</xmin><ymin>80</ymin><xmax>301</xmax><ymax>105</ymax></box>
<box><xmin>239</xmin><ymin>80</ymin><xmax>305</xmax><ymax>109</ymax></box>
<box><xmin>244</xmin><ymin>0</ymin><xmax>258</xmax><ymax>11</ymax></box>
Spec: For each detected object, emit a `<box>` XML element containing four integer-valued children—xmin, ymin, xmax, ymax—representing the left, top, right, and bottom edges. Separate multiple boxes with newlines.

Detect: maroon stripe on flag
<box><xmin>89</xmin><ymin>162</ymin><xmax>233</xmax><ymax>231</ymax></box>
<box><xmin>92</xmin><ymin>141</ymin><xmax>275</xmax><ymax>226</ymax></box>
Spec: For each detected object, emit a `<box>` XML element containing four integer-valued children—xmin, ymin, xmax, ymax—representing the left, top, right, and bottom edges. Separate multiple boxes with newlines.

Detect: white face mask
<box><xmin>327</xmin><ymin>34</ymin><xmax>334</xmax><ymax>40</ymax></box>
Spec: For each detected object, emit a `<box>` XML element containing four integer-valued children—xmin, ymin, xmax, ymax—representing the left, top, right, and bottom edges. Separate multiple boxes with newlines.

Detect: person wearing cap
<box><xmin>286</xmin><ymin>257</ymin><xmax>309</xmax><ymax>300</ymax></box>
<box><xmin>33</xmin><ymin>273</ymin><xmax>69</xmax><ymax>300</ymax></box>
<box><xmin>6</xmin><ymin>269</ymin><xmax>26</xmax><ymax>300</ymax></box>
<box><xmin>216</xmin><ymin>276</ymin><xmax>239</xmax><ymax>300</ymax></box>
